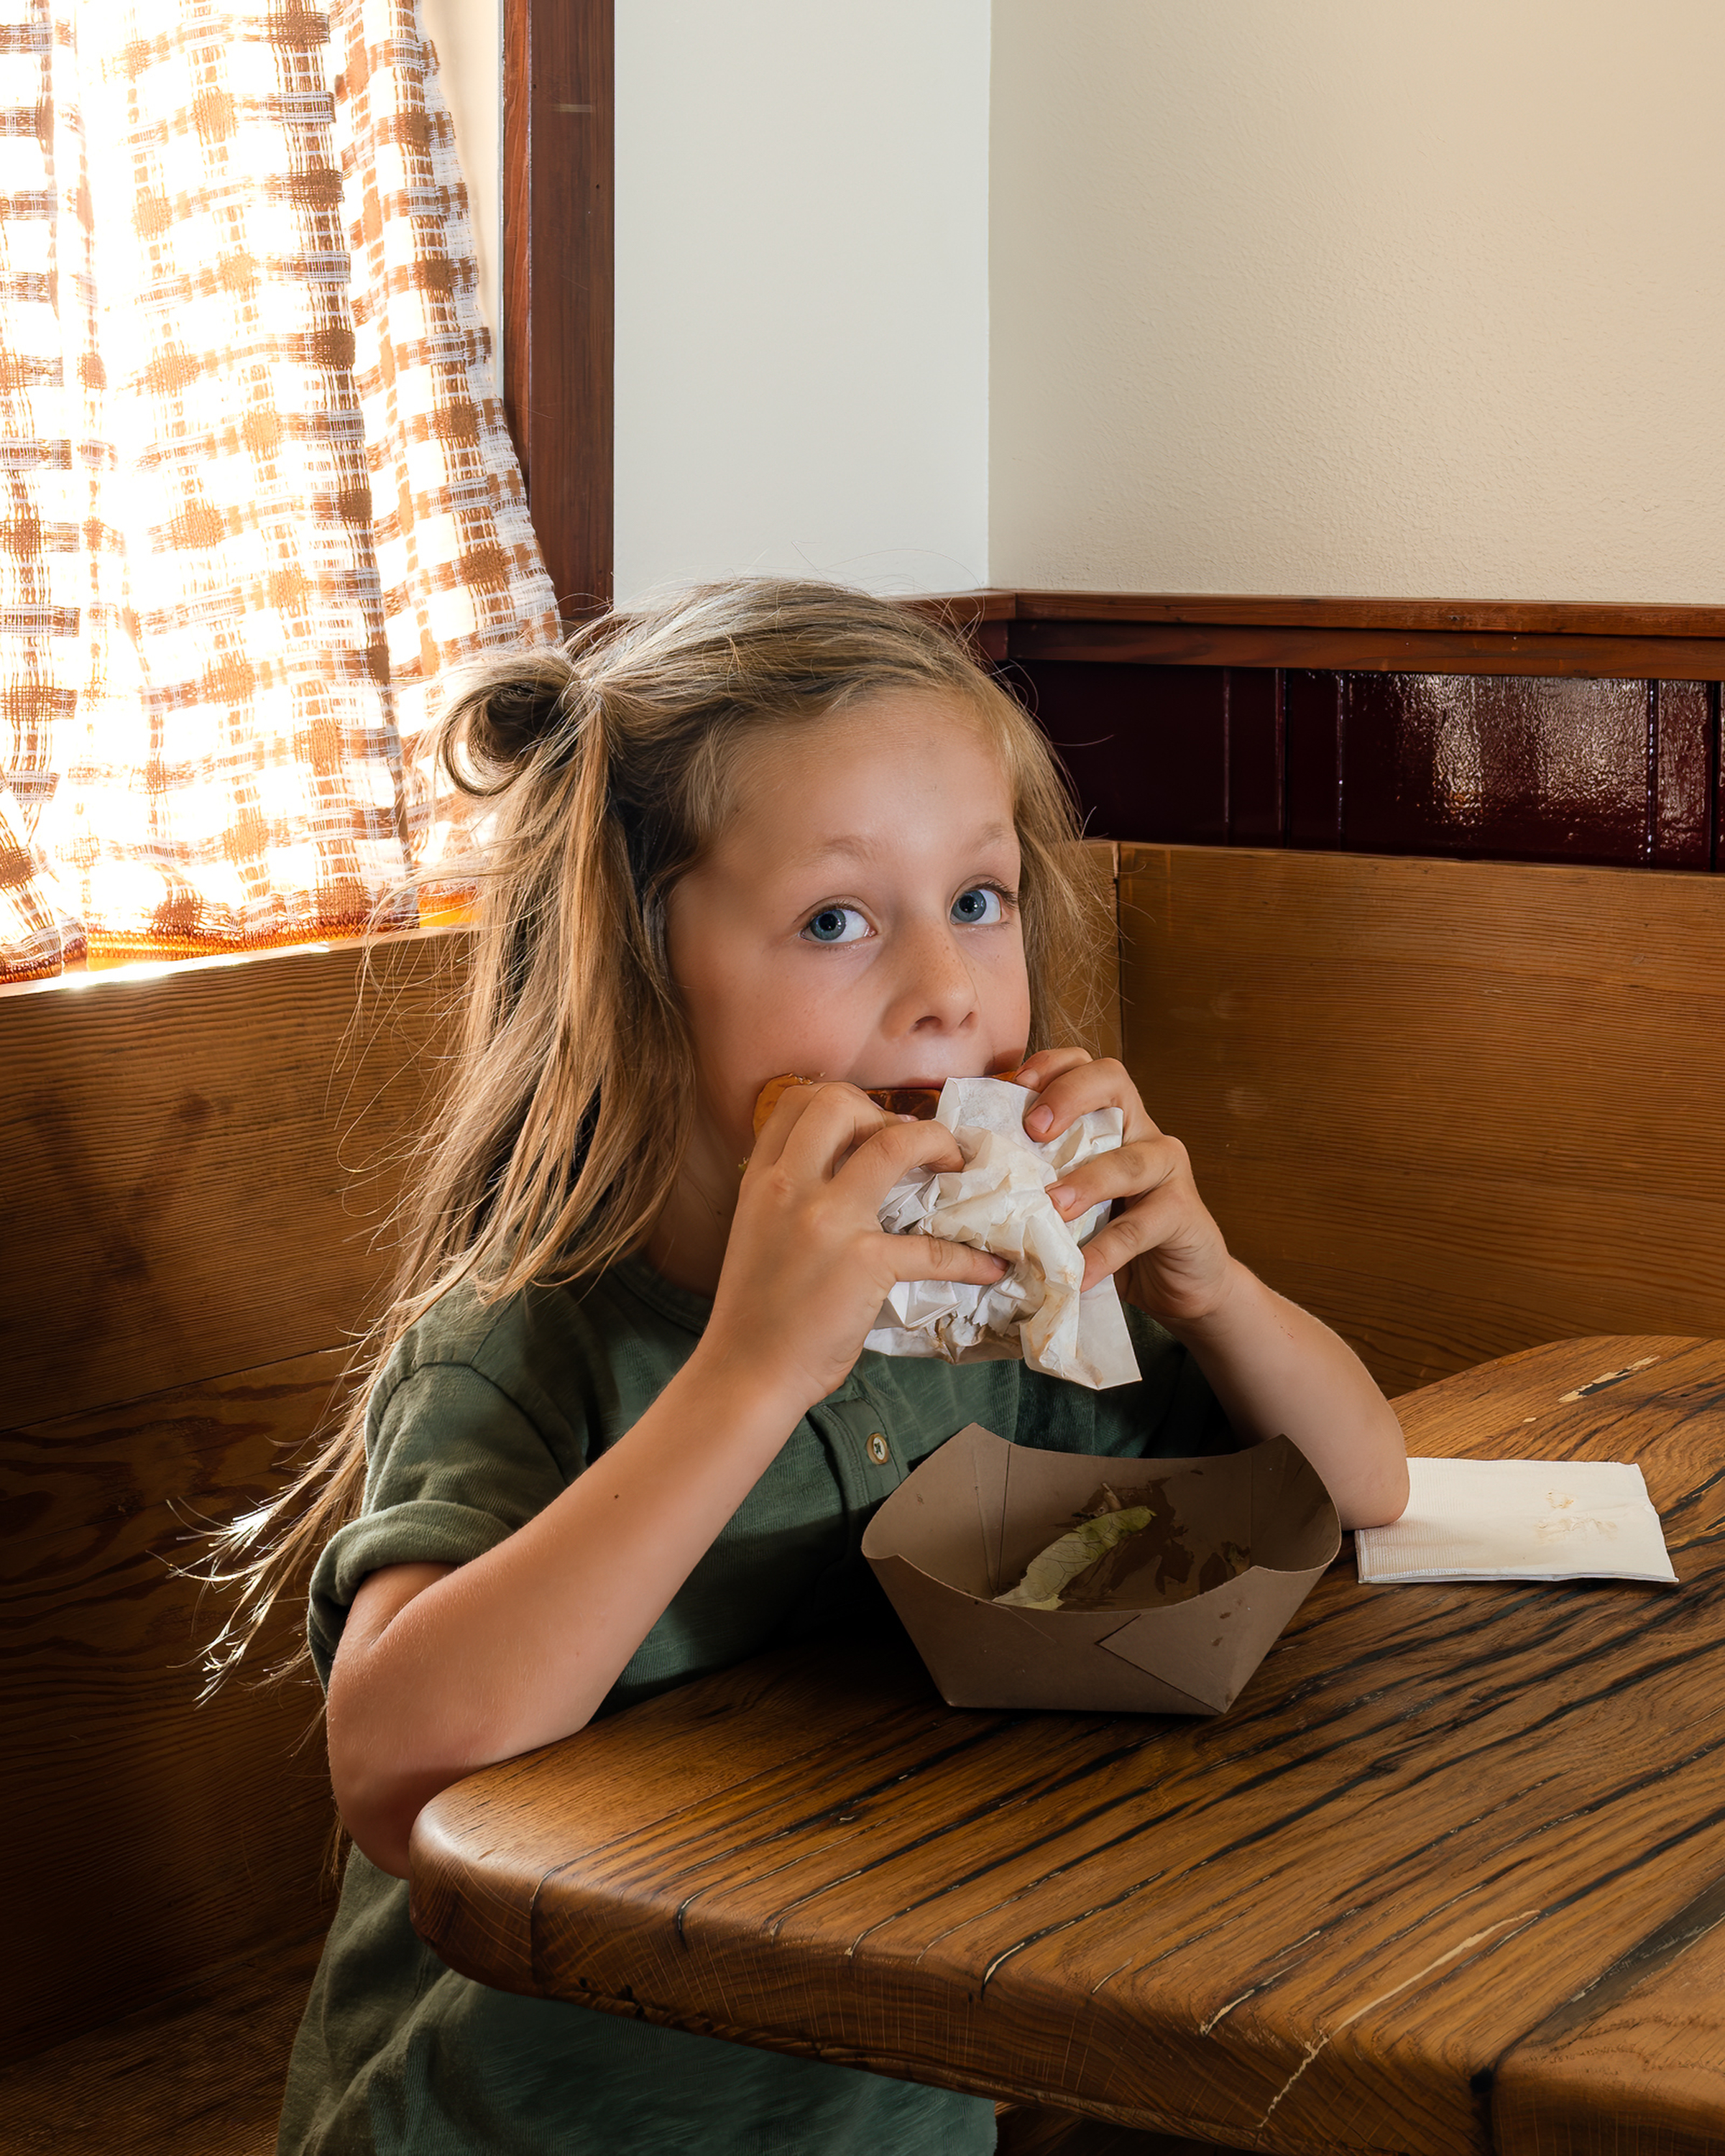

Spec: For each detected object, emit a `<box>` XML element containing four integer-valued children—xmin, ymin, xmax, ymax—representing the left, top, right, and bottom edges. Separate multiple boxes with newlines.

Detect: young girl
<box><xmin>249</xmin><ymin>578</ymin><xmax>1407</xmax><ymax>2155</ymax></box>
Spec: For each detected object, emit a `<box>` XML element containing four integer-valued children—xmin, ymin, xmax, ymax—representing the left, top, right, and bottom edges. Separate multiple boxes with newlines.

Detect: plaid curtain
<box><xmin>0</xmin><ymin>0</ymin><xmax>558</xmax><ymax>982</ymax></box>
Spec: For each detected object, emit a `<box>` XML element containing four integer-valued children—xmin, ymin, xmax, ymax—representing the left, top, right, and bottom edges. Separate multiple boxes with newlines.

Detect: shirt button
<box><xmin>867</xmin><ymin>1432</ymin><xmax>891</xmax><ymax>1466</ymax></box>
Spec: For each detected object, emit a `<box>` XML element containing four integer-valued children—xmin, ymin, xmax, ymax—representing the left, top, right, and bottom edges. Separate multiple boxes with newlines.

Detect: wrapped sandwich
<box><xmin>752</xmin><ymin>1072</ymin><xmax>1140</xmax><ymax>1391</ymax></box>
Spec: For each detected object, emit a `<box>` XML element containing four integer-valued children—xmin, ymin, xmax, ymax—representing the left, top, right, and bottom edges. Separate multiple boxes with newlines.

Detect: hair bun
<box><xmin>434</xmin><ymin>647</ymin><xmax>582</xmax><ymax>796</ymax></box>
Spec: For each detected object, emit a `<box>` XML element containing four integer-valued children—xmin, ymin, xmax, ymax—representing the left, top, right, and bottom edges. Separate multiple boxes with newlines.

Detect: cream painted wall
<box><xmin>612</xmin><ymin>0</ymin><xmax>990</xmax><ymax>604</ymax></box>
<box><xmin>990</xmin><ymin>1</ymin><xmax>1725</xmax><ymax>601</ymax></box>
<box><xmin>421</xmin><ymin>0</ymin><xmax>502</xmax><ymax>354</ymax></box>
<box><xmin>426</xmin><ymin>1</ymin><xmax>1719</xmax><ymax>605</ymax></box>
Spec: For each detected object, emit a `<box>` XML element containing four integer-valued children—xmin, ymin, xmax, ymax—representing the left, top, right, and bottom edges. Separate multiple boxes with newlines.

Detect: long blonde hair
<box><xmin>210</xmin><ymin>578</ymin><xmax>1108</xmax><ymax>1682</ymax></box>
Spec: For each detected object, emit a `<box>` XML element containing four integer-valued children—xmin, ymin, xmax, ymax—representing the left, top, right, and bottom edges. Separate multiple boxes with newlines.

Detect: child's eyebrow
<box><xmin>797</xmin><ymin>820</ymin><xmax>1016</xmax><ymax>867</ymax></box>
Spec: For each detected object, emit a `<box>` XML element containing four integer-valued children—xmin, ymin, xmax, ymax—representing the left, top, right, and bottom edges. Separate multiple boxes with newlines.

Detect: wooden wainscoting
<box><xmin>1116</xmin><ymin>844</ymin><xmax>1725</xmax><ymax>1396</ymax></box>
<box><xmin>926</xmin><ymin>591</ymin><xmax>1725</xmax><ymax>874</ymax></box>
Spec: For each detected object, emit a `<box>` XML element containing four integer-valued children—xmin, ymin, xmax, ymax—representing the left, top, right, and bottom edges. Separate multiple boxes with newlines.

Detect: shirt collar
<box><xmin>605</xmin><ymin>1252</ymin><xmax>714</xmax><ymax>1337</ymax></box>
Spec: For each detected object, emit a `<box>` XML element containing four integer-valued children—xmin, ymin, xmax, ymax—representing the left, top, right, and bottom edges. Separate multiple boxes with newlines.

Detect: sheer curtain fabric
<box><xmin>0</xmin><ymin>0</ymin><xmax>558</xmax><ymax>980</ymax></box>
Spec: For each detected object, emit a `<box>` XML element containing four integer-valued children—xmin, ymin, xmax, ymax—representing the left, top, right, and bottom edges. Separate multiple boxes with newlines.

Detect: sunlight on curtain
<box><xmin>0</xmin><ymin>0</ymin><xmax>558</xmax><ymax>981</ymax></box>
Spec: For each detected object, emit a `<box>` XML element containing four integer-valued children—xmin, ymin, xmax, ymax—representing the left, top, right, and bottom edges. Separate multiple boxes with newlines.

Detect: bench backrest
<box><xmin>1</xmin><ymin>934</ymin><xmax>457</xmax><ymax>2059</ymax></box>
<box><xmin>1114</xmin><ymin>844</ymin><xmax>1725</xmax><ymax>1396</ymax></box>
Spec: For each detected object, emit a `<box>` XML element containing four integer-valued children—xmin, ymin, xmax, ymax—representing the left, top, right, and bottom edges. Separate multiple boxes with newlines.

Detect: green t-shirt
<box><xmin>279</xmin><ymin>1258</ymin><xmax>1237</xmax><ymax>2156</ymax></box>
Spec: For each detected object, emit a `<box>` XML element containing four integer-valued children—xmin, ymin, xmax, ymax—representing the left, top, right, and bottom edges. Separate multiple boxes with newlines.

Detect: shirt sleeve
<box><xmin>306</xmin><ymin>1360</ymin><xmax>571</xmax><ymax>1689</ymax></box>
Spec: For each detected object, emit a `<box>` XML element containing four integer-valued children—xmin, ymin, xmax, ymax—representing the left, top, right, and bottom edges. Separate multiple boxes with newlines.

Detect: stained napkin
<box><xmin>1354</xmin><ymin>1457</ymin><xmax>1678</xmax><ymax>1585</ymax></box>
<box><xmin>864</xmin><ymin>1076</ymin><xmax>1141</xmax><ymax>1391</ymax></box>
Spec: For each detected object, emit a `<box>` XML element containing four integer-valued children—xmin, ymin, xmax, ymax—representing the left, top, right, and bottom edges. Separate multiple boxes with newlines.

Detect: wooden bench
<box><xmin>1113</xmin><ymin>842</ymin><xmax>1725</xmax><ymax>1396</ymax></box>
<box><xmin>4</xmin><ymin>825</ymin><xmax>1723</xmax><ymax>2142</ymax></box>
<box><xmin>0</xmin><ymin>934</ymin><xmax>459</xmax><ymax>2150</ymax></box>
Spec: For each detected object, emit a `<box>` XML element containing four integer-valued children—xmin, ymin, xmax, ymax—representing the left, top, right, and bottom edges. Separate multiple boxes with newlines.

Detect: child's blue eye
<box><xmin>951</xmin><ymin>886</ymin><xmax>1004</xmax><ymax>926</ymax></box>
<box><xmin>803</xmin><ymin>906</ymin><xmax>869</xmax><ymax>944</ymax></box>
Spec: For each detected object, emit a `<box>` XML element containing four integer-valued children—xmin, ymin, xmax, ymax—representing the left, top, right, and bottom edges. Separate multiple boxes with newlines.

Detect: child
<box><xmin>246</xmin><ymin>578</ymin><xmax>1407</xmax><ymax>2155</ymax></box>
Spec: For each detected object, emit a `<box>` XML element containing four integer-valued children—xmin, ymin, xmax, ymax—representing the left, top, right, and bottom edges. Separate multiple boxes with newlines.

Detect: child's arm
<box><xmin>326</xmin><ymin>1087</ymin><xmax>1007</xmax><ymax>1880</ymax></box>
<box><xmin>1013</xmin><ymin>1048</ymin><xmax>1409</xmax><ymax>1531</ymax></box>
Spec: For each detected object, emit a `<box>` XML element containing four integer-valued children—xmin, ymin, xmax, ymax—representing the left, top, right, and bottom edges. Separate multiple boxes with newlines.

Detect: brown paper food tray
<box><xmin>862</xmin><ymin>1424</ymin><xmax>1340</xmax><ymax>1715</ymax></box>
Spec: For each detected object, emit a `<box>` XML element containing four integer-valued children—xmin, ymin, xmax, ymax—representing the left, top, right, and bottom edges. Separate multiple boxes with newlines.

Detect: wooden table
<box><xmin>411</xmin><ymin>1337</ymin><xmax>1725</xmax><ymax>2156</ymax></box>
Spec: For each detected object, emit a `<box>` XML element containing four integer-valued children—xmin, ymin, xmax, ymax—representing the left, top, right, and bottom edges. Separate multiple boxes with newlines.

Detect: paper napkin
<box><xmin>1354</xmin><ymin>1457</ymin><xmax>1678</xmax><ymax>1585</ymax></box>
<box><xmin>865</xmin><ymin>1076</ymin><xmax>1141</xmax><ymax>1391</ymax></box>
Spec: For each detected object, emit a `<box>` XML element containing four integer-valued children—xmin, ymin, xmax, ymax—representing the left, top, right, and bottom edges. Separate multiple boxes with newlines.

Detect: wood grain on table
<box><xmin>411</xmin><ymin>1337</ymin><xmax>1725</xmax><ymax>2156</ymax></box>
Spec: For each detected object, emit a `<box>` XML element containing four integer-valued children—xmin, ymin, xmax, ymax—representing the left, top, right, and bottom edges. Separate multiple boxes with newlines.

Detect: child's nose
<box><xmin>888</xmin><ymin>916</ymin><xmax>978</xmax><ymax>1035</ymax></box>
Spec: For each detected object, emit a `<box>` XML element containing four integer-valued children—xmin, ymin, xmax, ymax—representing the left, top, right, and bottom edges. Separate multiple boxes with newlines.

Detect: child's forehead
<box><xmin>709</xmin><ymin>697</ymin><xmax>1019</xmax><ymax>865</ymax></box>
<box><xmin>728</xmin><ymin>689</ymin><xmax>1009</xmax><ymax>788</ymax></box>
<box><xmin>795</xmin><ymin>814</ymin><xmax>1018</xmax><ymax>870</ymax></box>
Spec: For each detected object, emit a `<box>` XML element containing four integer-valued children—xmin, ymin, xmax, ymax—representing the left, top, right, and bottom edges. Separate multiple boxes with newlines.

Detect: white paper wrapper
<box><xmin>864</xmin><ymin>1076</ymin><xmax>1141</xmax><ymax>1391</ymax></box>
<box><xmin>1354</xmin><ymin>1457</ymin><xmax>1678</xmax><ymax>1585</ymax></box>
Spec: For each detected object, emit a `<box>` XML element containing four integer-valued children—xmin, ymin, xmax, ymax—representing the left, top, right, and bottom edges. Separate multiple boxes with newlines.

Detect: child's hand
<box><xmin>1013</xmin><ymin>1048</ymin><xmax>1233</xmax><ymax>1327</ymax></box>
<box><xmin>702</xmin><ymin>1082</ymin><xmax>1008</xmax><ymax>1415</ymax></box>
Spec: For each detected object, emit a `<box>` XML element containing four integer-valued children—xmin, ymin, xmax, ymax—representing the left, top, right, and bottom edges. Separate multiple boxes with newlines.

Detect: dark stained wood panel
<box><xmin>1340</xmin><ymin>674</ymin><xmax>1655</xmax><ymax>866</ymax></box>
<box><xmin>1226</xmin><ymin>667</ymin><xmax>1283</xmax><ymax>846</ymax></box>
<box><xmin>1024</xmin><ymin>663</ymin><xmax>1214</xmax><ymax>844</ymax></box>
<box><xmin>1118</xmin><ymin>846</ymin><xmax>1725</xmax><ymax>1398</ymax></box>
<box><xmin>1021</xmin><ymin>663</ymin><xmax>1281</xmax><ymax>848</ymax></box>
<box><xmin>987</xmin><ymin>591</ymin><xmax>1725</xmax><ymax>870</ymax></box>
<box><xmin>0</xmin><ymin>1352</ymin><xmax>346</xmax><ymax>2059</ymax></box>
<box><xmin>410</xmin><ymin>1338</ymin><xmax>1725</xmax><ymax>2156</ymax></box>
<box><xmin>1284</xmin><ymin>669</ymin><xmax>1343</xmax><ymax>849</ymax></box>
<box><xmin>1652</xmin><ymin>678</ymin><xmax>1715</xmax><ymax>870</ymax></box>
<box><xmin>1011</xmin><ymin>650</ymin><xmax>1724</xmax><ymax>874</ymax></box>
<box><xmin>0</xmin><ymin>930</ymin><xmax>468</xmax><ymax>1427</ymax></box>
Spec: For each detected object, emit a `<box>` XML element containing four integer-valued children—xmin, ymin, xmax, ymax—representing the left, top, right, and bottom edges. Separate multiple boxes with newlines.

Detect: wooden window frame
<box><xmin>502</xmin><ymin>0</ymin><xmax>615</xmax><ymax>619</ymax></box>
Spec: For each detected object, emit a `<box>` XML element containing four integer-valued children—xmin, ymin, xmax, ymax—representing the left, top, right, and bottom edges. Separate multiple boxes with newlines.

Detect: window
<box><xmin>0</xmin><ymin>0</ymin><xmax>556</xmax><ymax>982</ymax></box>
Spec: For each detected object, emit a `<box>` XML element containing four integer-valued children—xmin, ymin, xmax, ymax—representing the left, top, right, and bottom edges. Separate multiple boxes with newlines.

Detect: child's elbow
<box><xmin>328</xmin><ymin>1680</ymin><xmax>452</xmax><ymax>1879</ymax></box>
<box><xmin>333</xmin><ymin>1761</ymin><xmax>424</xmax><ymax>1880</ymax></box>
<box><xmin>1339</xmin><ymin>1450</ymin><xmax>1410</xmax><ymax>1531</ymax></box>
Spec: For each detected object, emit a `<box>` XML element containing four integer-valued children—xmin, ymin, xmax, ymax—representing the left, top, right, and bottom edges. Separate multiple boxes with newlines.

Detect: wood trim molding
<box><xmin>502</xmin><ymin>0</ymin><xmax>613</xmax><ymax>619</ymax></box>
<box><xmin>909</xmin><ymin>591</ymin><xmax>1725</xmax><ymax>681</ymax></box>
<box><xmin>1007</xmin><ymin>591</ymin><xmax>1725</xmax><ymax>638</ymax></box>
<box><xmin>904</xmin><ymin>591</ymin><xmax>1020</xmax><ymax>623</ymax></box>
<box><xmin>1006</xmin><ymin>617</ymin><xmax>1725</xmax><ymax>683</ymax></box>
